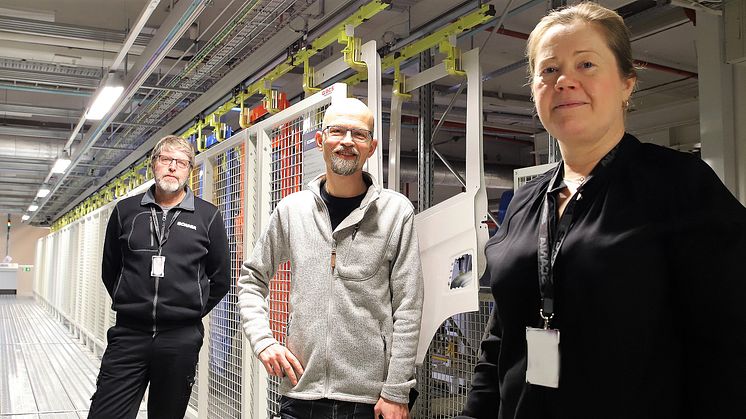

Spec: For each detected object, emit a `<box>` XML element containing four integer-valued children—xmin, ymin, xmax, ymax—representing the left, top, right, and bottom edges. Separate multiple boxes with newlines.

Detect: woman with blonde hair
<box><xmin>459</xmin><ymin>3</ymin><xmax>746</xmax><ymax>418</ymax></box>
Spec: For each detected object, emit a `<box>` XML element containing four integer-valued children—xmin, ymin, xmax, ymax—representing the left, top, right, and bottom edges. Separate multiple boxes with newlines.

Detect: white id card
<box><xmin>526</xmin><ymin>327</ymin><xmax>560</xmax><ymax>388</ymax></box>
<box><xmin>151</xmin><ymin>255</ymin><xmax>165</xmax><ymax>278</ymax></box>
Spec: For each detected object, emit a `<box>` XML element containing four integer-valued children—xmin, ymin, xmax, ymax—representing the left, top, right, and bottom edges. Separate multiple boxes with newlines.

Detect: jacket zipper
<box><xmin>382</xmin><ymin>333</ymin><xmax>387</xmax><ymax>380</ymax></box>
<box><xmin>325</xmin><ymin>240</ymin><xmax>336</xmax><ymax>396</ymax></box>
<box><xmin>152</xmin><ymin>210</ymin><xmax>168</xmax><ymax>337</ymax></box>
<box><xmin>330</xmin><ymin>245</ymin><xmax>336</xmax><ymax>273</ymax></box>
<box><xmin>152</xmin><ymin>276</ymin><xmax>159</xmax><ymax>337</ymax></box>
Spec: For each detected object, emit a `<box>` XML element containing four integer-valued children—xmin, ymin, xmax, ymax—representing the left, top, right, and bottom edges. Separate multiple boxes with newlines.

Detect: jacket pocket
<box><xmin>381</xmin><ymin>333</ymin><xmax>389</xmax><ymax>382</ymax></box>
<box><xmin>111</xmin><ymin>272</ymin><xmax>125</xmax><ymax>305</ymax></box>
<box><xmin>127</xmin><ymin>212</ymin><xmax>158</xmax><ymax>251</ymax></box>
<box><xmin>337</xmin><ymin>222</ymin><xmax>391</xmax><ymax>281</ymax></box>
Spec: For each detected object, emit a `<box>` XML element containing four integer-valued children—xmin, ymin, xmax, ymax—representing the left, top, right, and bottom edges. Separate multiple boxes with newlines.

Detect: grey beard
<box><xmin>329</xmin><ymin>145</ymin><xmax>360</xmax><ymax>176</ymax></box>
<box><xmin>156</xmin><ymin>176</ymin><xmax>186</xmax><ymax>193</ymax></box>
<box><xmin>330</xmin><ymin>153</ymin><xmax>359</xmax><ymax>176</ymax></box>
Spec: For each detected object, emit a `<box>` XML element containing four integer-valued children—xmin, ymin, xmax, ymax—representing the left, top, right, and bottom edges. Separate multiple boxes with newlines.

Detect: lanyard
<box><xmin>537</xmin><ymin>179</ymin><xmax>582</xmax><ymax>329</ymax></box>
<box><xmin>536</xmin><ymin>140</ymin><xmax>623</xmax><ymax>329</ymax></box>
<box><xmin>150</xmin><ymin>207</ymin><xmax>181</xmax><ymax>254</ymax></box>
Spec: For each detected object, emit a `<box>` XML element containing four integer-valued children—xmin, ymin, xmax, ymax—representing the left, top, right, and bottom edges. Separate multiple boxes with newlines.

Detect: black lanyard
<box><xmin>150</xmin><ymin>207</ymin><xmax>181</xmax><ymax>255</ymax></box>
<box><xmin>536</xmin><ymin>140</ymin><xmax>622</xmax><ymax>328</ymax></box>
<box><xmin>537</xmin><ymin>178</ymin><xmax>583</xmax><ymax>329</ymax></box>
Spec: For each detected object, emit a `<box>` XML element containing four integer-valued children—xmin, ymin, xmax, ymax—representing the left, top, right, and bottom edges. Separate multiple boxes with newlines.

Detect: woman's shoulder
<box><xmin>636</xmin><ymin>140</ymin><xmax>701</xmax><ymax>167</ymax></box>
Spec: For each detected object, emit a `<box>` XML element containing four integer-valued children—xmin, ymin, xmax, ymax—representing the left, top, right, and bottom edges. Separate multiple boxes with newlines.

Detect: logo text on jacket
<box><xmin>177</xmin><ymin>221</ymin><xmax>197</xmax><ymax>230</ymax></box>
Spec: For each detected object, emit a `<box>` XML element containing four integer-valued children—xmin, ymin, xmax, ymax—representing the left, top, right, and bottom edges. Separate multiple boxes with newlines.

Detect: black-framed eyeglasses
<box><xmin>323</xmin><ymin>125</ymin><xmax>372</xmax><ymax>143</ymax></box>
<box><xmin>156</xmin><ymin>155</ymin><xmax>190</xmax><ymax>169</ymax></box>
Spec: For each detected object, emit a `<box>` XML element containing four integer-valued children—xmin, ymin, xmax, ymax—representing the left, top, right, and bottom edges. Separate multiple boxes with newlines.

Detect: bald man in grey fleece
<box><xmin>238</xmin><ymin>98</ymin><xmax>424</xmax><ymax>419</ymax></box>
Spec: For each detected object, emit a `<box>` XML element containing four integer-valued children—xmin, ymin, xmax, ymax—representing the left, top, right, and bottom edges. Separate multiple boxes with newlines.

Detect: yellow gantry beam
<box><xmin>346</xmin><ymin>3</ymin><xmax>496</xmax><ymax>86</ymax></box>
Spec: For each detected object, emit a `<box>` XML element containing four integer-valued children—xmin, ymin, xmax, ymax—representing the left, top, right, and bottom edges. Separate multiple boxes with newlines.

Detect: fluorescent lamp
<box><xmin>21</xmin><ymin>215</ymin><xmax>30</xmax><ymax>221</ymax></box>
<box><xmin>37</xmin><ymin>188</ymin><xmax>50</xmax><ymax>198</ymax></box>
<box><xmin>85</xmin><ymin>85</ymin><xmax>124</xmax><ymax>120</ymax></box>
<box><xmin>28</xmin><ymin>204</ymin><xmax>39</xmax><ymax>212</ymax></box>
<box><xmin>52</xmin><ymin>158</ymin><xmax>71</xmax><ymax>174</ymax></box>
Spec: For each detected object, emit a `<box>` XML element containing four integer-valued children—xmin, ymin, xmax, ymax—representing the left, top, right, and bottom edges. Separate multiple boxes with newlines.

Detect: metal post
<box><xmin>418</xmin><ymin>49</ymin><xmax>434</xmax><ymax>212</ymax></box>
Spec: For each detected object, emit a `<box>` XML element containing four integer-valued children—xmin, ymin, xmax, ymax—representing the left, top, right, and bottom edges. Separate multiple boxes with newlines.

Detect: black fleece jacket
<box><xmin>102</xmin><ymin>185</ymin><xmax>230</xmax><ymax>332</ymax></box>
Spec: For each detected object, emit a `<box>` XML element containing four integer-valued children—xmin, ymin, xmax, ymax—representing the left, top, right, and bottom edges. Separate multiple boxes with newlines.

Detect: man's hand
<box><xmin>258</xmin><ymin>343</ymin><xmax>304</xmax><ymax>386</ymax></box>
<box><xmin>374</xmin><ymin>397</ymin><xmax>409</xmax><ymax>419</ymax></box>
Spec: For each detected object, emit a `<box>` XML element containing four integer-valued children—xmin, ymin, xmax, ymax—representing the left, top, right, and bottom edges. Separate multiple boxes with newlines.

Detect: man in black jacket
<box><xmin>88</xmin><ymin>135</ymin><xmax>230</xmax><ymax>419</ymax></box>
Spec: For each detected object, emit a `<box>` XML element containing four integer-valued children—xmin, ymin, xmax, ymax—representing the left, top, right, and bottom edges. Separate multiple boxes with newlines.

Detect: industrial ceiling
<box><xmin>0</xmin><ymin>0</ymin><xmax>713</xmax><ymax>225</ymax></box>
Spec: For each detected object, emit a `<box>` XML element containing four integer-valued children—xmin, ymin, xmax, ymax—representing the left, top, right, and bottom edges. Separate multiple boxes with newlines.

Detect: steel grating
<box><xmin>0</xmin><ymin>295</ymin><xmax>105</xmax><ymax>417</ymax></box>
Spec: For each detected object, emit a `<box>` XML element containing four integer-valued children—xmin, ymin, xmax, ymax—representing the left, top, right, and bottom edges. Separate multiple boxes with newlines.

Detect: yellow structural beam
<box><xmin>345</xmin><ymin>3</ymin><xmax>495</xmax><ymax>85</ymax></box>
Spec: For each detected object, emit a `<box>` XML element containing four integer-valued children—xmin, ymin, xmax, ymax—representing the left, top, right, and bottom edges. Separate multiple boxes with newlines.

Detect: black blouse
<box><xmin>461</xmin><ymin>134</ymin><xmax>746</xmax><ymax>419</ymax></box>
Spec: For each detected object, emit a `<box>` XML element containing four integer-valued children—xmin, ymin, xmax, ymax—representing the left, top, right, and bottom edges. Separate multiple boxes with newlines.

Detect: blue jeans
<box><xmin>279</xmin><ymin>396</ymin><xmax>375</xmax><ymax>419</ymax></box>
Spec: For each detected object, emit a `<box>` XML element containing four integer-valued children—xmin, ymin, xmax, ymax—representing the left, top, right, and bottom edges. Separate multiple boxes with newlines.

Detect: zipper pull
<box><xmin>330</xmin><ymin>247</ymin><xmax>336</xmax><ymax>273</ymax></box>
<box><xmin>352</xmin><ymin>223</ymin><xmax>360</xmax><ymax>240</ymax></box>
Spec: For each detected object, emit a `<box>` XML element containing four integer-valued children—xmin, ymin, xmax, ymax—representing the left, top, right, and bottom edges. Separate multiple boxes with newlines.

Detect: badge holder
<box><xmin>151</xmin><ymin>255</ymin><xmax>165</xmax><ymax>278</ymax></box>
<box><xmin>526</xmin><ymin>308</ymin><xmax>560</xmax><ymax>388</ymax></box>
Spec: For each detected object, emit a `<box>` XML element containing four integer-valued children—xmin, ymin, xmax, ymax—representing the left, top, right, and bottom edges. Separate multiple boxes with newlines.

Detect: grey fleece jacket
<box><xmin>238</xmin><ymin>172</ymin><xmax>424</xmax><ymax>405</ymax></box>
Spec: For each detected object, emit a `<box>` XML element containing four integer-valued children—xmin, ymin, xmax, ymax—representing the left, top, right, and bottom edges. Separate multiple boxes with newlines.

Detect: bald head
<box><xmin>323</xmin><ymin>97</ymin><xmax>374</xmax><ymax>131</ymax></box>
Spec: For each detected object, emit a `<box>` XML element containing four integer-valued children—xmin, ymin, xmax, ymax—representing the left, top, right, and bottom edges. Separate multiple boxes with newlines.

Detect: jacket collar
<box><xmin>141</xmin><ymin>184</ymin><xmax>195</xmax><ymax>211</ymax></box>
<box><xmin>308</xmin><ymin>171</ymin><xmax>380</xmax><ymax>208</ymax></box>
<box><xmin>547</xmin><ymin>132</ymin><xmax>640</xmax><ymax>193</ymax></box>
<box><xmin>308</xmin><ymin>171</ymin><xmax>381</xmax><ymax>232</ymax></box>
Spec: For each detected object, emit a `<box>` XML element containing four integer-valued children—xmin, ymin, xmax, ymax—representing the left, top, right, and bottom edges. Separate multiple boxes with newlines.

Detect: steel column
<box><xmin>418</xmin><ymin>49</ymin><xmax>434</xmax><ymax>212</ymax></box>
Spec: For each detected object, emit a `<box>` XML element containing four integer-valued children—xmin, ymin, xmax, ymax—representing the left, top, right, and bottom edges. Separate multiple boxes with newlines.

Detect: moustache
<box><xmin>332</xmin><ymin>145</ymin><xmax>359</xmax><ymax>155</ymax></box>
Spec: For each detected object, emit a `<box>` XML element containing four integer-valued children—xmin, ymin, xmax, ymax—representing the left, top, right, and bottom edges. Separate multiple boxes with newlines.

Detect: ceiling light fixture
<box><xmin>28</xmin><ymin>204</ymin><xmax>39</xmax><ymax>212</ymax></box>
<box><xmin>51</xmin><ymin>157</ymin><xmax>72</xmax><ymax>174</ymax></box>
<box><xmin>21</xmin><ymin>215</ymin><xmax>30</xmax><ymax>221</ymax></box>
<box><xmin>85</xmin><ymin>85</ymin><xmax>125</xmax><ymax>120</ymax></box>
<box><xmin>36</xmin><ymin>188</ymin><xmax>50</xmax><ymax>198</ymax></box>
<box><xmin>85</xmin><ymin>72</ymin><xmax>125</xmax><ymax>121</ymax></box>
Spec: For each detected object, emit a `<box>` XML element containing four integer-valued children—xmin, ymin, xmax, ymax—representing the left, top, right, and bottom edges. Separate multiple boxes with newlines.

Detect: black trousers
<box><xmin>279</xmin><ymin>396</ymin><xmax>375</xmax><ymax>419</ymax></box>
<box><xmin>88</xmin><ymin>324</ymin><xmax>203</xmax><ymax>419</ymax></box>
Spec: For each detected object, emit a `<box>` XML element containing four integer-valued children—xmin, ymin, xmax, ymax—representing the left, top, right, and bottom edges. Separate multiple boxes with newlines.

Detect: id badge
<box><xmin>526</xmin><ymin>327</ymin><xmax>560</xmax><ymax>388</ymax></box>
<box><xmin>151</xmin><ymin>255</ymin><xmax>165</xmax><ymax>278</ymax></box>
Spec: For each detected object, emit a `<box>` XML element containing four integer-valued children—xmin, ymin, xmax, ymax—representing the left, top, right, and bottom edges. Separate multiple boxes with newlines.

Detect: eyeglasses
<box><xmin>156</xmin><ymin>155</ymin><xmax>190</xmax><ymax>169</ymax></box>
<box><xmin>323</xmin><ymin>125</ymin><xmax>372</xmax><ymax>143</ymax></box>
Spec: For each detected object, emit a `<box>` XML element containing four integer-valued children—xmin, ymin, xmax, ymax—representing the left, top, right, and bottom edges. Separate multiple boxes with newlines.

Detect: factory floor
<box><xmin>0</xmin><ymin>295</ymin><xmax>147</xmax><ymax>419</ymax></box>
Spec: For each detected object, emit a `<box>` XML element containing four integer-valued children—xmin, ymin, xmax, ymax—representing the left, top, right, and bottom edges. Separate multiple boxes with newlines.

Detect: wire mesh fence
<box><xmin>206</xmin><ymin>146</ymin><xmax>246</xmax><ymax>419</ymax></box>
<box><xmin>265</xmin><ymin>104</ymin><xmax>328</xmax><ymax>417</ymax></box>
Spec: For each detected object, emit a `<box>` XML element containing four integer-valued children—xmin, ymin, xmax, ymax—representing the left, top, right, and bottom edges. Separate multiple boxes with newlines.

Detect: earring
<box><xmin>623</xmin><ymin>99</ymin><xmax>630</xmax><ymax>109</ymax></box>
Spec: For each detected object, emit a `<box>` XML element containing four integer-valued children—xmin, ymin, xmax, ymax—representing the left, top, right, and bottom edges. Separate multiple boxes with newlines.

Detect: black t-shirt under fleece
<box><xmin>320</xmin><ymin>181</ymin><xmax>367</xmax><ymax>230</ymax></box>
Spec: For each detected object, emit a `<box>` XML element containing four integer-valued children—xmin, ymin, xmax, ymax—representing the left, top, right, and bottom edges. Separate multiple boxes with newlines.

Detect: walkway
<box><xmin>0</xmin><ymin>295</ymin><xmax>147</xmax><ymax>418</ymax></box>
